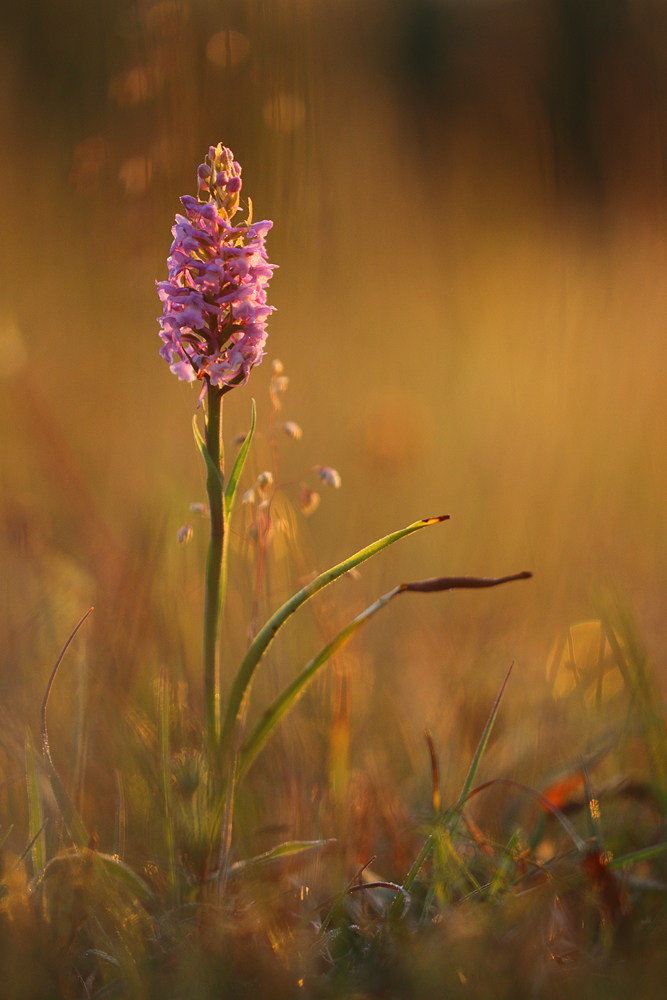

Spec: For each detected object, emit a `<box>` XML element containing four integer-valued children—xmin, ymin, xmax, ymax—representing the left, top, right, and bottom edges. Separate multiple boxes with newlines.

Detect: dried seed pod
<box><xmin>256</xmin><ymin>470</ymin><xmax>273</xmax><ymax>490</ymax></box>
<box><xmin>299</xmin><ymin>484</ymin><xmax>320</xmax><ymax>516</ymax></box>
<box><xmin>282</xmin><ymin>421</ymin><xmax>302</xmax><ymax>440</ymax></box>
<box><xmin>317</xmin><ymin>465</ymin><xmax>341</xmax><ymax>488</ymax></box>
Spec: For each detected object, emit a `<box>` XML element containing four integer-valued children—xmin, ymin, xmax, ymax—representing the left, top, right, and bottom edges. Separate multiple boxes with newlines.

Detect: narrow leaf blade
<box><xmin>228</xmin><ymin>838</ymin><xmax>335</xmax><ymax>877</ymax></box>
<box><xmin>447</xmin><ymin>661</ymin><xmax>514</xmax><ymax>836</ymax></box>
<box><xmin>220</xmin><ymin>516</ymin><xmax>449</xmax><ymax>751</ymax></box>
<box><xmin>225</xmin><ymin>398</ymin><xmax>256</xmax><ymax>518</ymax></box>
<box><xmin>193</xmin><ymin>414</ymin><xmax>223</xmax><ymax>493</ymax></box>
<box><xmin>239</xmin><ymin>586</ymin><xmax>402</xmax><ymax>778</ymax></box>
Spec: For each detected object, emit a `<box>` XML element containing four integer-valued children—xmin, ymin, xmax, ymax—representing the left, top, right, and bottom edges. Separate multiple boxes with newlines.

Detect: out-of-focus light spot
<box><xmin>0</xmin><ymin>314</ymin><xmax>28</xmax><ymax>379</ymax></box>
<box><xmin>547</xmin><ymin>621</ymin><xmax>624</xmax><ymax>703</ymax></box>
<box><xmin>206</xmin><ymin>30</ymin><xmax>250</xmax><ymax>69</ymax></box>
<box><xmin>263</xmin><ymin>93</ymin><xmax>306</xmax><ymax>133</ymax></box>
<box><xmin>109</xmin><ymin>65</ymin><xmax>161</xmax><ymax>106</ymax></box>
<box><xmin>119</xmin><ymin>157</ymin><xmax>153</xmax><ymax>196</ymax></box>
<box><xmin>70</xmin><ymin>137</ymin><xmax>107</xmax><ymax>189</ymax></box>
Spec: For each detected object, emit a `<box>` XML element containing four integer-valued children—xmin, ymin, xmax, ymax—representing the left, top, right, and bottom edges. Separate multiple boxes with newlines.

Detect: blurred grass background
<box><xmin>1</xmin><ymin>0</ymin><xmax>667</xmax><ymax>854</ymax></box>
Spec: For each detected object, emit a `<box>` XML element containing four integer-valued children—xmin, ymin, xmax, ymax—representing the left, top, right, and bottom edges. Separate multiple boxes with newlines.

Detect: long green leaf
<box><xmin>227</xmin><ymin>838</ymin><xmax>335</xmax><ymax>877</ymax></box>
<box><xmin>224</xmin><ymin>398</ymin><xmax>256</xmax><ymax>518</ymax></box>
<box><xmin>239</xmin><ymin>573</ymin><xmax>531</xmax><ymax>780</ymax></box>
<box><xmin>389</xmin><ymin>834</ymin><xmax>434</xmax><ymax>923</ymax></box>
<box><xmin>25</xmin><ymin>727</ymin><xmax>45</xmax><ymax>873</ymax></box>
<box><xmin>219</xmin><ymin>516</ymin><xmax>449</xmax><ymax>751</ymax></box>
<box><xmin>41</xmin><ymin>610</ymin><xmax>92</xmax><ymax>850</ymax></box>
<box><xmin>239</xmin><ymin>588</ymin><xmax>400</xmax><ymax>778</ymax></box>
<box><xmin>608</xmin><ymin>842</ymin><xmax>667</xmax><ymax>871</ymax></box>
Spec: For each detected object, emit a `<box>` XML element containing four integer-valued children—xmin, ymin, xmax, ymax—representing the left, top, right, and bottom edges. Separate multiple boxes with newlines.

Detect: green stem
<box><xmin>203</xmin><ymin>383</ymin><xmax>226</xmax><ymax>749</ymax></box>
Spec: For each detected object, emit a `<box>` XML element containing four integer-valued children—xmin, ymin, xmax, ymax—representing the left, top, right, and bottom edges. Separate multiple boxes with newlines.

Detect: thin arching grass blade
<box><xmin>219</xmin><ymin>516</ymin><xmax>451</xmax><ymax>752</ymax></box>
<box><xmin>25</xmin><ymin>727</ymin><xmax>45</xmax><ymax>874</ymax></box>
<box><xmin>41</xmin><ymin>609</ymin><xmax>92</xmax><ymax>850</ymax></box>
<box><xmin>225</xmin><ymin>838</ymin><xmax>335</xmax><ymax>878</ymax></box>
<box><xmin>29</xmin><ymin>852</ymin><xmax>155</xmax><ymax>912</ymax></box>
<box><xmin>238</xmin><ymin>573</ymin><xmax>531</xmax><ymax>779</ymax></box>
<box><xmin>447</xmin><ymin>661</ymin><xmax>515</xmax><ymax>837</ymax></box>
<box><xmin>95</xmin><ymin>853</ymin><xmax>156</xmax><ymax>911</ymax></box>
<box><xmin>224</xmin><ymin>398</ymin><xmax>256</xmax><ymax>518</ymax></box>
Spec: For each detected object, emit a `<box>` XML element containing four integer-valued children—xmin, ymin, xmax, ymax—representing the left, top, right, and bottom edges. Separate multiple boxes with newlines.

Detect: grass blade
<box><xmin>224</xmin><ymin>398</ymin><xmax>256</xmax><ymax>518</ymax></box>
<box><xmin>41</xmin><ymin>609</ymin><xmax>92</xmax><ymax>850</ymax></box>
<box><xmin>158</xmin><ymin>668</ymin><xmax>177</xmax><ymax>903</ymax></box>
<box><xmin>487</xmin><ymin>828</ymin><xmax>522</xmax><ymax>899</ymax></box>
<box><xmin>226</xmin><ymin>838</ymin><xmax>335</xmax><ymax>877</ymax></box>
<box><xmin>447</xmin><ymin>661</ymin><xmax>514</xmax><ymax>837</ymax></box>
<box><xmin>25</xmin><ymin>727</ymin><xmax>45</xmax><ymax>874</ymax></box>
<box><xmin>608</xmin><ymin>843</ymin><xmax>667</xmax><ymax>871</ymax></box>
<box><xmin>220</xmin><ymin>516</ymin><xmax>450</xmax><ymax>753</ymax></box>
<box><xmin>447</xmin><ymin>661</ymin><xmax>515</xmax><ymax>837</ymax></box>
<box><xmin>95</xmin><ymin>853</ymin><xmax>156</xmax><ymax>910</ymax></box>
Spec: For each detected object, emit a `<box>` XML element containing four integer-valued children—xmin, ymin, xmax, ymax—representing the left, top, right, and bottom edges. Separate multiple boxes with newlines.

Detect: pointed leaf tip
<box><xmin>422</xmin><ymin>515</ymin><xmax>450</xmax><ymax>525</ymax></box>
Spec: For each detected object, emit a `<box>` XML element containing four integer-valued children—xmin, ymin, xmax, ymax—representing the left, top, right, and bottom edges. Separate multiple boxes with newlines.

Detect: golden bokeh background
<box><xmin>2</xmin><ymin>0</ymin><xmax>667</xmax><ymax>832</ymax></box>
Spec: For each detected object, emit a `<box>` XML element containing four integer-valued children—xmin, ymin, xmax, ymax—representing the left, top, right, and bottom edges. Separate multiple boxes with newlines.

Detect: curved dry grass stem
<box><xmin>41</xmin><ymin>608</ymin><xmax>94</xmax><ymax>770</ymax></box>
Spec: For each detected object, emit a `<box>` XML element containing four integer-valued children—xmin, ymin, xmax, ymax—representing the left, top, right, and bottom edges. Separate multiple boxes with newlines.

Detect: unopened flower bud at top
<box><xmin>317</xmin><ymin>465</ymin><xmax>341</xmax><ymax>489</ymax></box>
<box><xmin>201</xmin><ymin>143</ymin><xmax>244</xmax><ymax>220</ymax></box>
<box><xmin>272</xmin><ymin>358</ymin><xmax>284</xmax><ymax>375</ymax></box>
<box><xmin>282</xmin><ymin>421</ymin><xmax>302</xmax><ymax>440</ymax></box>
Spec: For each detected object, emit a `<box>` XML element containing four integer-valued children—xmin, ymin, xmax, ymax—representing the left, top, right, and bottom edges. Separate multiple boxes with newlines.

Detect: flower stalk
<box><xmin>202</xmin><ymin>382</ymin><xmax>226</xmax><ymax>747</ymax></box>
<box><xmin>158</xmin><ymin>144</ymin><xmax>275</xmax><ymax>749</ymax></box>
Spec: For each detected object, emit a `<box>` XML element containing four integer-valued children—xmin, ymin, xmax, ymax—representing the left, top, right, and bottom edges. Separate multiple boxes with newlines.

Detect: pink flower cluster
<box><xmin>157</xmin><ymin>145</ymin><xmax>275</xmax><ymax>390</ymax></box>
